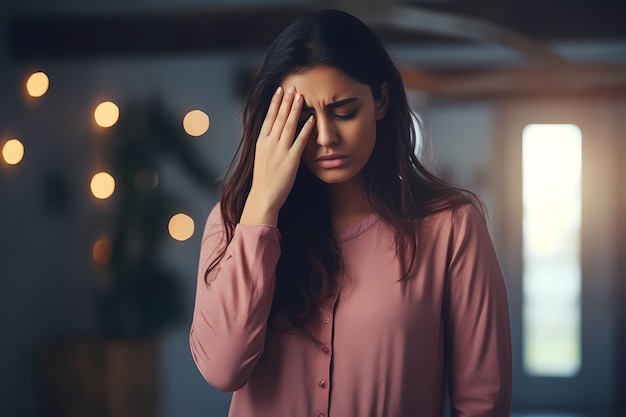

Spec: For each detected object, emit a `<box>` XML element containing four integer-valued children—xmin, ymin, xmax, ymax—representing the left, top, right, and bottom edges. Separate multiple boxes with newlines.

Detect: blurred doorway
<box><xmin>494</xmin><ymin>99</ymin><xmax>621</xmax><ymax>412</ymax></box>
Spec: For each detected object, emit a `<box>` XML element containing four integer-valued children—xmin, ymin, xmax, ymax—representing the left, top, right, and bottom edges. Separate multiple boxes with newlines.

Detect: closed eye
<box><xmin>335</xmin><ymin>109</ymin><xmax>358</xmax><ymax>120</ymax></box>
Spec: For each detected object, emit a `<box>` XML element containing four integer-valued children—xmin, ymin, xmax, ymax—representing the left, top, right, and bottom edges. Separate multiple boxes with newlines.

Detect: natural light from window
<box><xmin>522</xmin><ymin>124</ymin><xmax>582</xmax><ymax>377</ymax></box>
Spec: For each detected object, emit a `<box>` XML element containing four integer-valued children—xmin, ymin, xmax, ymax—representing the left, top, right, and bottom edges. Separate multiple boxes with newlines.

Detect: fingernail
<box><xmin>275</xmin><ymin>86</ymin><xmax>282</xmax><ymax>94</ymax></box>
<box><xmin>295</xmin><ymin>93</ymin><xmax>302</xmax><ymax>102</ymax></box>
<box><xmin>287</xmin><ymin>85</ymin><xmax>295</xmax><ymax>93</ymax></box>
<box><xmin>309</xmin><ymin>115</ymin><xmax>315</xmax><ymax>122</ymax></box>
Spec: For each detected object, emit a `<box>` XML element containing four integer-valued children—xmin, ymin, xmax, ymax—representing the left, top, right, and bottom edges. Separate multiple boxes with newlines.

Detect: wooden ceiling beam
<box><xmin>6</xmin><ymin>6</ymin><xmax>317</xmax><ymax>61</ymax></box>
<box><xmin>328</xmin><ymin>0</ymin><xmax>569</xmax><ymax>71</ymax></box>
<box><xmin>7</xmin><ymin>1</ymin><xmax>625</xmax><ymax>63</ymax></box>
<box><xmin>400</xmin><ymin>63</ymin><xmax>626</xmax><ymax>98</ymax></box>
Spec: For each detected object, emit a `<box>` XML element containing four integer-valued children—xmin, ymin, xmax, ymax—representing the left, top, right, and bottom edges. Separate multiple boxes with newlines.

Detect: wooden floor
<box><xmin>510</xmin><ymin>410</ymin><xmax>622</xmax><ymax>417</ymax></box>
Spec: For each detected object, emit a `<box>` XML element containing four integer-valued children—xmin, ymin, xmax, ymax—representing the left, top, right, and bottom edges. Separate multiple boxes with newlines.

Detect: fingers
<box><xmin>269</xmin><ymin>85</ymin><xmax>298</xmax><ymax>139</ymax></box>
<box><xmin>260</xmin><ymin>84</ymin><xmax>308</xmax><ymax>149</ymax></box>
<box><xmin>291</xmin><ymin>114</ymin><xmax>315</xmax><ymax>155</ymax></box>
<box><xmin>259</xmin><ymin>86</ymin><xmax>283</xmax><ymax>138</ymax></box>
<box><xmin>278</xmin><ymin>91</ymin><xmax>304</xmax><ymax>146</ymax></box>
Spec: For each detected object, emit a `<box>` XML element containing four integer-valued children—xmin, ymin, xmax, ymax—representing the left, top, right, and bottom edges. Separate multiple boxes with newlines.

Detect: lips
<box><xmin>316</xmin><ymin>154</ymin><xmax>348</xmax><ymax>168</ymax></box>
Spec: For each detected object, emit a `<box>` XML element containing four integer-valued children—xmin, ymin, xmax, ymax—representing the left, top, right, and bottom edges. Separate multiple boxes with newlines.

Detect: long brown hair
<box><xmin>209</xmin><ymin>9</ymin><xmax>482</xmax><ymax>330</ymax></box>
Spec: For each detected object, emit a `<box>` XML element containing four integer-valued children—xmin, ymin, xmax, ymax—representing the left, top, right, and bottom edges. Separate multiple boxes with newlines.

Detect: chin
<box><xmin>313</xmin><ymin>171</ymin><xmax>358</xmax><ymax>185</ymax></box>
<box><xmin>320</xmin><ymin>178</ymin><xmax>347</xmax><ymax>184</ymax></box>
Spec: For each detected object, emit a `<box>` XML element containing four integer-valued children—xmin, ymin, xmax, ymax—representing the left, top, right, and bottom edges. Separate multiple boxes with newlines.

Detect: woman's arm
<box><xmin>190</xmin><ymin>85</ymin><xmax>314</xmax><ymax>392</ymax></box>
<box><xmin>189</xmin><ymin>204</ymin><xmax>281</xmax><ymax>392</ymax></box>
<box><xmin>446</xmin><ymin>205</ymin><xmax>513</xmax><ymax>417</ymax></box>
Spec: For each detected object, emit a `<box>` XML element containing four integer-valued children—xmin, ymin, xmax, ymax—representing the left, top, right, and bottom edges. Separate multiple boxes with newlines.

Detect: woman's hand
<box><xmin>240</xmin><ymin>85</ymin><xmax>315</xmax><ymax>226</ymax></box>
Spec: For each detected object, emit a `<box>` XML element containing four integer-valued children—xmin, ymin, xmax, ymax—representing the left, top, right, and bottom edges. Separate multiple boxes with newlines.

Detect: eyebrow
<box><xmin>302</xmin><ymin>97</ymin><xmax>359</xmax><ymax>112</ymax></box>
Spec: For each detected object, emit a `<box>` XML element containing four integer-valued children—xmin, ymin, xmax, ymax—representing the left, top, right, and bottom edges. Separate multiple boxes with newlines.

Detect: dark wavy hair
<box><xmin>209</xmin><ymin>9</ymin><xmax>481</xmax><ymax>330</ymax></box>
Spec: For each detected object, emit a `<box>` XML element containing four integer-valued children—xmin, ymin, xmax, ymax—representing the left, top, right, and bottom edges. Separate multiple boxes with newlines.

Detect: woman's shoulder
<box><xmin>414</xmin><ymin>200</ymin><xmax>487</xmax><ymax>249</ymax></box>
<box><xmin>208</xmin><ymin>201</ymin><xmax>222</xmax><ymax>219</ymax></box>
<box><xmin>201</xmin><ymin>201</ymin><xmax>224</xmax><ymax>237</ymax></box>
<box><xmin>421</xmin><ymin>197</ymin><xmax>486</xmax><ymax>227</ymax></box>
<box><xmin>202</xmin><ymin>201</ymin><xmax>223</xmax><ymax>228</ymax></box>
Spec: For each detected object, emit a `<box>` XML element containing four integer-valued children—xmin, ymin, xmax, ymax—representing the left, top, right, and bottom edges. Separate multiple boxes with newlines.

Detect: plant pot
<box><xmin>38</xmin><ymin>338</ymin><xmax>159</xmax><ymax>417</ymax></box>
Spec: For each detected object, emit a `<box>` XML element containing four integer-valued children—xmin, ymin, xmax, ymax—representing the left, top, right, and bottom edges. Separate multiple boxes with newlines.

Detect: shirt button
<box><xmin>322</xmin><ymin>316</ymin><xmax>330</xmax><ymax>324</ymax></box>
<box><xmin>322</xmin><ymin>346</ymin><xmax>329</xmax><ymax>354</ymax></box>
<box><xmin>317</xmin><ymin>414</ymin><xmax>325</xmax><ymax>417</ymax></box>
<box><xmin>319</xmin><ymin>380</ymin><xmax>327</xmax><ymax>389</ymax></box>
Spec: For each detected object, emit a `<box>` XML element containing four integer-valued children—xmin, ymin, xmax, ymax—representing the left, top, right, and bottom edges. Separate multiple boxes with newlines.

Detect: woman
<box><xmin>190</xmin><ymin>9</ymin><xmax>511</xmax><ymax>417</ymax></box>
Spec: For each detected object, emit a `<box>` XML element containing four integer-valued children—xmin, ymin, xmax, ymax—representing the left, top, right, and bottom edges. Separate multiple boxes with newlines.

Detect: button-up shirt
<box><xmin>190</xmin><ymin>203</ymin><xmax>512</xmax><ymax>416</ymax></box>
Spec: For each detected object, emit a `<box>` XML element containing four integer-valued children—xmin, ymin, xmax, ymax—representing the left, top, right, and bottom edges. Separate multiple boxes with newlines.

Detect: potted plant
<box><xmin>39</xmin><ymin>97</ymin><xmax>216</xmax><ymax>417</ymax></box>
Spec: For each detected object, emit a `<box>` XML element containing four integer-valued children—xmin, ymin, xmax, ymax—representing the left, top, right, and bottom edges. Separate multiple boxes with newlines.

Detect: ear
<box><xmin>375</xmin><ymin>82</ymin><xmax>389</xmax><ymax>120</ymax></box>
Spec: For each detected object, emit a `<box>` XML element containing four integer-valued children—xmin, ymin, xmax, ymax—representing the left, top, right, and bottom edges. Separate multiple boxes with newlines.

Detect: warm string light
<box><xmin>90</xmin><ymin>171</ymin><xmax>115</xmax><ymax>199</ymax></box>
<box><xmin>168</xmin><ymin>213</ymin><xmax>195</xmax><ymax>241</ymax></box>
<box><xmin>94</xmin><ymin>101</ymin><xmax>120</xmax><ymax>128</ymax></box>
<box><xmin>183</xmin><ymin>109</ymin><xmax>210</xmax><ymax>136</ymax></box>
<box><xmin>14</xmin><ymin>70</ymin><xmax>207</xmax><ymax>252</ymax></box>
<box><xmin>2</xmin><ymin>138</ymin><xmax>25</xmax><ymax>165</ymax></box>
<box><xmin>93</xmin><ymin>238</ymin><xmax>113</xmax><ymax>264</ymax></box>
<box><xmin>168</xmin><ymin>109</ymin><xmax>210</xmax><ymax>241</ymax></box>
<box><xmin>26</xmin><ymin>71</ymin><xmax>49</xmax><ymax>98</ymax></box>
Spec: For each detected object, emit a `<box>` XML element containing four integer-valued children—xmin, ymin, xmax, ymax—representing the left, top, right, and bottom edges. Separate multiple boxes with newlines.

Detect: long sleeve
<box><xmin>446</xmin><ymin>205</ymin><xmax>512</xmax><ymax>417</ymax></box>
<box><xmin>189</xmin><ymin>204</ymin><xmax>281</xmax><ymax>392</ymax></box>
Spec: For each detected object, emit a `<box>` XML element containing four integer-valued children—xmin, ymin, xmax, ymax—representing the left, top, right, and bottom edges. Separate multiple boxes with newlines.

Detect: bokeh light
<box><xmin>94</xmin><ymin>101</ymin><xmax>120</xmax><ymax>128</ymax></box>
<box><xmin>93</xmin><ymin>238</ymin><xmax>113</xmax><ymax>264</ymax></box>
<box><xmin>133</xmin><ymin>168</ymin><xmax>159</xmax><ymax>191</ymax></box>
<box><xmin>2</xmin><ymin>139</ymin><xmax>25</xmax><ymax>165</ymax></box>
<box><xmin>168</xmin><ymin>213</ymin><xmax>195</xmax><ymax>241</ymax></box>
<box><xmin>26</xmin><ymin>71</ymin><xmax>49</xmax><ymax>97</ymax></box>
<box><xmin>90</xmin><ymin>172</ymin><xmax>115</xmax><ymax>199</ymax></box>
<box><xmin>183</xmin><ymin>110</ymin><xmax>210</xmax><ymax>136</ymax></box>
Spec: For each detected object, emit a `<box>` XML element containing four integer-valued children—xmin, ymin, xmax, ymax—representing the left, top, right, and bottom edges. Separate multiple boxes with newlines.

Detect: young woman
<box><xmin>190</xmin><ymin>9</ymin><xmax>512</xmax><ymax>417</ymax></box>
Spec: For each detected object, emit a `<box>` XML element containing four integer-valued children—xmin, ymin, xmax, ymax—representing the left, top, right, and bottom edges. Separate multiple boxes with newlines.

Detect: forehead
<box><xmin>281</xmin><ymin>65</ymin><xmax>370</xmax><ymax>101</ymax></box>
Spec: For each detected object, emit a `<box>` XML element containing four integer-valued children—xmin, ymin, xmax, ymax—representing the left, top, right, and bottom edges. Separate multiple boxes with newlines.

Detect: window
<box><xmin>522</xmin><ymin>124</ymin><xmax>582</xmax><ymax>377</ymax></box>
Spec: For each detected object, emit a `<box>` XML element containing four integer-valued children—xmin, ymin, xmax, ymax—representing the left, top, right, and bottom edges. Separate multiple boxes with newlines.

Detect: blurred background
<box><xmin>1</xmin><ymin>0</ymin><xmax>624</xmax><ymax>416</ymax></box>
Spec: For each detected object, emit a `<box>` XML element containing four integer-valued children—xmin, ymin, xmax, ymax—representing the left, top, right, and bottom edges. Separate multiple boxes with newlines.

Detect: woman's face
<box><xmin>281</xmin><ymin>65</ymin><xmax>387</xmax><ymax>186</ymax></box>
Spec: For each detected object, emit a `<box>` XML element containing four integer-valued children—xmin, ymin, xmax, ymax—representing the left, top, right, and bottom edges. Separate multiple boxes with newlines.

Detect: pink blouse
<box><xmin>190</xmin><ymin>203</ymin><xmax>512</xmax><ymax>417</ymax></box>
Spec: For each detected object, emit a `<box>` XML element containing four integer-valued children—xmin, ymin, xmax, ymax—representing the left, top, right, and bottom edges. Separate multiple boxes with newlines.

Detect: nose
<box><xmin>314</xmin><ymin>116</ymin><xmax>338</xmax><ymax>148</ymax></box>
